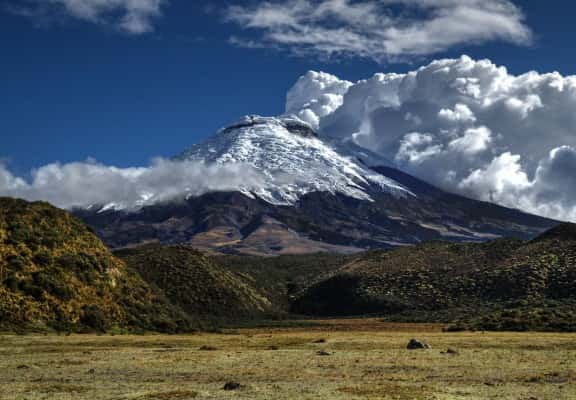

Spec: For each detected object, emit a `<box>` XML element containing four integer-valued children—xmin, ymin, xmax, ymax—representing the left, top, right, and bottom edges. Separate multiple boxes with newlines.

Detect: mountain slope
<box><xmin>76</xmin><ymin>116</ymin><xmax>558</xmax><ymax>254</ymax></box>
<box><xmin>115</xmin><ymin>244</ymin><xmax>275</xmax><ymax>319</ymax></box>
<box><xmin>0</xmin><ymin>198</ymin><xmax>193</xmax><ymax>333</ymax></box>
<box><xmin>214</xmin><ymin>252</ymin><xmax>355</xmax><ymax>310</ymax></box>
<box><xmin>292</xmin><ymin>223</ymin><xmax>576</xmax><ymax>331</ymax></box>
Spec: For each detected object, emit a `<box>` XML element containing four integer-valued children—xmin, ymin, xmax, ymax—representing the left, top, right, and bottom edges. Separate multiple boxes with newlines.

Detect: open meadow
<box><xmin>0</xmin><ymin>319</ymin><xmax>574</xmax><ymax>400</ymax></box>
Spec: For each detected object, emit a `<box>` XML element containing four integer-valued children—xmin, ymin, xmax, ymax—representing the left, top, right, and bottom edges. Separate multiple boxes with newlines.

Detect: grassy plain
<box><xmin>0</xmin><ymin>319</ymin><xmax>574</xmax><ymax>400</ymax></box>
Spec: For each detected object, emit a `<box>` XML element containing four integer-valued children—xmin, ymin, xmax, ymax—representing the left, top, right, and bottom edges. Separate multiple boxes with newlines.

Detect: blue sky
<box><xmin>1</xmin><ymin>0</ymin><xmax>575</xmax><ymax>174</ymax></box>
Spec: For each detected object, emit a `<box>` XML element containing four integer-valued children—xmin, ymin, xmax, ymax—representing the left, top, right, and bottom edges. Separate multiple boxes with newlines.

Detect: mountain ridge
<box><xmin>76</xmin><ymin>115</ymin><xmax>558</xmax><ymax>255</ymax></box>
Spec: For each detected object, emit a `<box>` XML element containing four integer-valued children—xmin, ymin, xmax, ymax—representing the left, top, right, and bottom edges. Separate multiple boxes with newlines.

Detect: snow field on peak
<box><xmin>179</xmin><ymin>116</ymin><xmax>413</xmax><ymax>205</ymax></box>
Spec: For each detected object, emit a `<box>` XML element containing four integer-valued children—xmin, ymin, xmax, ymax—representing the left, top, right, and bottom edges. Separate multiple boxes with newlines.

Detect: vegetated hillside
<box><xmin>292</xmin><ymin>239</ymin><xmax>525</xmax><ymax>315</ymax></box>
<box><xmin>0</xmin><ymin>198</ymin><xmax>193</xmax><ymax>333</ymax></box>
<box><xmin>115</xmin><ymin>244</ymin><xmax>275</xmax><ymax>320</ymax></box>
<box><xmin>214</xmin><ymin>252</ymin><xmax>354</xmax><ymax>309</ymax></box>
<box><xmin>293</xmin><ymin>223</ymin><xmax>576</xmax><ymax>331</ymax></box>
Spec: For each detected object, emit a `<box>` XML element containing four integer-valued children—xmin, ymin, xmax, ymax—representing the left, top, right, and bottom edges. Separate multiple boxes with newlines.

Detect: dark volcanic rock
<box><xmin>442</xmin><ymin>348</ymin><xmax>459</xmax><ymax>355</ymax></box>
<box><xmin>223</xmin><ymin>382</ymin><xmax>242</xmax><ymax>391</ymax></box>
<box><xmin>407</xmin><ymin>339</ymin><xmax>430</xmax><ymax>350</ymax></box>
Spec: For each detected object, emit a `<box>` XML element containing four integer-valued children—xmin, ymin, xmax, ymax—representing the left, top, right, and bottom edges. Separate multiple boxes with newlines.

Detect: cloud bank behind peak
<box><xmin>286</xmin><ymin>55</ymin><xmax>576</xmax><ymax>222</ymax></box>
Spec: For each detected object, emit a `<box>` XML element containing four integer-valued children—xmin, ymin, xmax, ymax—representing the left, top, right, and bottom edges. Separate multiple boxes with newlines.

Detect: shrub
<box><xmin>33</xmin><ymin>251</ymin><xmax>53</xmax><ymax>267</ymax></box>
<box><xmin>7</xmin><ymin>255</ymin><xmax>27</xmax><ymax>271</ymax></box>
<box><xmin>20</xmin><ymin>281</ymin><xmax>44</xmax><ymax>300</ymax></box>
<box><xmin>3</xmin><ymin>275</ymin><xmax>19</xmax><ymax>291</ymax></box>
<box><xmin>80</xmin><ymin>305</ymin><xmax>107</xmax><ymax>332</ymax></box>
<box><xmin>32</xmin><ymin>271</ymin><xmax>73</xmax><ymax>301</ymax></box>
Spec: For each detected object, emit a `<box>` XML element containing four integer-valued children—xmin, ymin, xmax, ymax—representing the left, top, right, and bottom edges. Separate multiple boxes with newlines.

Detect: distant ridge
<box><xmin>532</xmin><ymin>222</ymin><xmax>576</xmax><ymax>243</ymax></box>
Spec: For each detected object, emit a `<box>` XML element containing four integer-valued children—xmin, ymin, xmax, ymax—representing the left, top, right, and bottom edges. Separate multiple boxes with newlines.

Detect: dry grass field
<box><xmin>0</xmin><ymin>319</ymin><xmax>574</xmax><ymax>400</ymax></box>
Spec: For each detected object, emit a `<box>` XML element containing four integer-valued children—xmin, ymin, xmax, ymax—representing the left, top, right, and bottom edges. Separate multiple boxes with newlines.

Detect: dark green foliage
<box><xmin>32</xmin><ymin>270</ymin><xmax>73</xmax><ymax>300</ymax></box>
<box><xmin>292</xmin><ymin>239</ymin><xmax>526</xmax><ymax>316</ymax></box>
<box><xmin>7</xmin><ymin>255</ymin><xmax>27</xmax><ymax>271</ymax></box>
<box><xmin>80</xmin><ymin>305</ymin><xmax>107</xmax><ymax>332</ymax></box>
<box><xmin>33</xmin><ymin>250</ymin><xmax>53</xmax><ymax>267</ymax></box>
<box><xmin>3</xmin><ymin>274</ymin><xmax>19</xmax><ymax>291</ymax></box>
<box><xmin>20</xmin><ymin>280</ymin><xmax>45</xmax><ymax>301</ymax></box>
<box><xmin>116</xmin><ymin>244</ymin><xmax>274</xmax><ymax>319</ymax></box>
<box><xmin>294</xmin><ymin>224</ymin><xmax>576</xmax><ymax>332</ymax></box>
<box><xmin>447</xmin><ymin>300</ymin><xmax>576</xmax><ymax>332</ymax></box>
<box><xmin>0</xmin><ymin>197</ymin><xmax>195</xmax><ymax>334</ymax></box>
<box><xmin>214</xmin><ymin>253</ymin><xmax>353</xmax><ymax>309</ymax></box>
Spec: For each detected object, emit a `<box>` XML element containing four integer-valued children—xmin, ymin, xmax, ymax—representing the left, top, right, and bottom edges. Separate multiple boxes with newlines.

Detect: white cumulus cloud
<box><xmin>0</xmin><ymin>158</ymin><xmax>265</xmax><ymax>210</ymax></box>
<box><xmin>285</xmin><ymin>56</ymin><xmax>576</xmax><ymax>221</ymax></box>
<box><xmin>285</xmin><ymin>71</ymin><xmax>353</xmax><ymax>130</ymax></box>
<box><xmin>225</xmin><ymin>0</ymin><xmax>532</xmax><ymax>63</ymax></box>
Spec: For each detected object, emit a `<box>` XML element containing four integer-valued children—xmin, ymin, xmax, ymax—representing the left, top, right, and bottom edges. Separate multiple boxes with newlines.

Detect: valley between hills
<box><xmin>2</xmin><ymin>196</ymin><xmax>576</xmax><ymax>334</ymax></box>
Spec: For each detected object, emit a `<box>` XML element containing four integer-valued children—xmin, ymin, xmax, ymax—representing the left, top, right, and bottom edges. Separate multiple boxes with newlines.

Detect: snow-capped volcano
<box><xmin>77</xmin><ymin>114</ymin><xmax>557</xmax><ymax>255</ymax></box>
<box><xmin>177</xmin><ymin>115</ymin><xmax>412</xmax><ymax>205</ymax></box>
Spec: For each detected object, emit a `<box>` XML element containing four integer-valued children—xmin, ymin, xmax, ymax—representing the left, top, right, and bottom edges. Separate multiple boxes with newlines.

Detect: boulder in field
<box><xmin>406</xmin><ymin>338</ymin><xmax>430</xmax><ymax>350</ymax></box>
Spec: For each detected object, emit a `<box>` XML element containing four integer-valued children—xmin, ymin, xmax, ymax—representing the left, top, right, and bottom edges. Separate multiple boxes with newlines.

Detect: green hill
<box><xmin>213</xmin><ymin>252</ymin><xmax>354</xmax><ymax>310</ymax></box>
<box><xmin>0</xmin><ymin>198</ymin><xmax>192</xmax><ymax>333</ymax></box>
<box><xmin>115</xmin><ymin>244</ymin><xmax>275</xmax><ymax>320</ymax></box>
<box><xmin>293</xmin><ymin>224</ymin><xmax>576</xmax><ymax>331</ymax></box>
